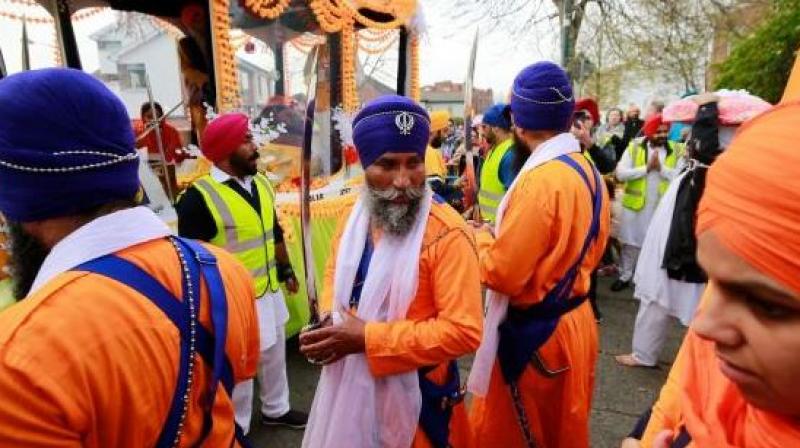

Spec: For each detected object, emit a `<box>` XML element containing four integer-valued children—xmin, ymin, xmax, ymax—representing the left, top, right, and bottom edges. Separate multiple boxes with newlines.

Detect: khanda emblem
<box><xmin>395</xmin><ymin>111</ymin><xmax>415</xmax><ymax>135</ymax></box>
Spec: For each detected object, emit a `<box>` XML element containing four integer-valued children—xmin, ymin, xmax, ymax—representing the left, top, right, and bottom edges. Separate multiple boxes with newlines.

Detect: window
<box><xmin>99</xmin><ymin>40</ymin><xmax>122</xmax><ymax>52</ymax></box>
<box><xmin>119</xmin><ymin>63</ymin><xmax>146</xmax><ymax>89</ymax></box>
<box><xmin>239</xmin><ymin>70</ymin><xmax>252</xmax><ymax>104</ymax></box>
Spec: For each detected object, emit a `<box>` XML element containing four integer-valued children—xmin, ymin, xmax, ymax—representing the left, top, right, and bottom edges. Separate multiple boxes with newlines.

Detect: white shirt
<box><xmin>210</xmin><ymin>165</ymin><xmax>254</xmax><ymax>193</ymax></box>
<box><xmin>615</xmin><ymin>140</ymin><xmax>682</xmax><ymax>247</ymax></box>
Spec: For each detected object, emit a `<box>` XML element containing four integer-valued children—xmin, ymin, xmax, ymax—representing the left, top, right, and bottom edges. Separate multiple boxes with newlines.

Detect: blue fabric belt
<box><xmin>418</xmin><ymin>361</ymin><xmax>463</xmax><ymax>448</ymax></box>
<box><xmin>75</xmin><ymin>236</ymin><xmax>249</xmax><ymax>448</ymax></box>
<box><xmin>497</xmin><ymin>155</ymin><xmax>603</xmax><ymax>385</ymax></box>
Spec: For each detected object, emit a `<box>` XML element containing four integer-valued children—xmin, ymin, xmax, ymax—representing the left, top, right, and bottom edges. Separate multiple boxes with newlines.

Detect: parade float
<box><xmin>27</xmin><ymin>0</ymin><xmax>423</xmax><ymax>334</ymax></box>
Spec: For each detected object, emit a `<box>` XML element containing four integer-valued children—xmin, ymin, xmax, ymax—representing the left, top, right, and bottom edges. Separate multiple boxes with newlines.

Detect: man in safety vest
<box><xmin>0</xmin><ymin>68</ymin><xmax>259</xmax><ymax>447</ymax></box>
<box><xmin>612</xmin><ymin>114</ymin><xmax>684</xmax><ymax>292</ymax></box>
<box><xmin>176</xmin><ymin>113</ymin><xmax>308</xmax><ymax>433</ymax></box>
<box><xmin>478</xmin><ymin>103</ymin><xmax>516</xmax><ymax>224</ymax></box>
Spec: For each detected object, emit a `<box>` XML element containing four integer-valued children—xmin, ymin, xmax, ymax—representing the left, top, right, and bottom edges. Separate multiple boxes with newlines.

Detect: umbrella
<box><xmin>663</xmin><ymin>90</ymin><xmax>772</xmax><ymax>125</ymax></box>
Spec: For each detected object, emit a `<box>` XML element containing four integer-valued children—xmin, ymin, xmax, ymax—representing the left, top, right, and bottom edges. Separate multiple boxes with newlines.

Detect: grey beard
<box><xmin>364</xmin><ymin>185</ymin><xmax>427</xmax><ymax>236</ymax></box>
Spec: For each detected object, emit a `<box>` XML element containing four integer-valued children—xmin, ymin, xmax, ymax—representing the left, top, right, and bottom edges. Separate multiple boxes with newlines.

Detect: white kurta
<box><xmin>633</xmin><ymin>170</ymin><xmax>705</xmax><ymax>326</ymax></box>
<box><xmin>615</xmin><ymin>142</ymin><xmax>681</xmax><ymax>247</ymax></box>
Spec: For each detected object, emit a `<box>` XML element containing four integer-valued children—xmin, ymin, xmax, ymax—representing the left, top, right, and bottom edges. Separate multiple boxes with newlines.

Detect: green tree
<box><xmin>715</xmin><ymin>0</ymin><xmax>800</xmax><ymax>103</ymax></box>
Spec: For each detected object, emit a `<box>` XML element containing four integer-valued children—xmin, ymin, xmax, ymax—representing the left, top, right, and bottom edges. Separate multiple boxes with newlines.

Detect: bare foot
<box><xmin>615</xmin><ymin>353</ymin><xmax>657</xmax><ymax>368</ymax></box>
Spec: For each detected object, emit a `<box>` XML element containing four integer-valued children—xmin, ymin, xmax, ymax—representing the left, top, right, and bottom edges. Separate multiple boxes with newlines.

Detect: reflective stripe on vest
<box><xmin>621</xmin><ymin>141</ymin><xmax>684</xmax><ymax>211</ymax></box>
<box><xmin>193</xmin><ymin>174</ymin><xmax>279</xmax><ymax>295</ymax></box>
<box><xmin>478</xmin><ymin>138</ymin><xmax>513</xmax><ymax>224</ymax></box>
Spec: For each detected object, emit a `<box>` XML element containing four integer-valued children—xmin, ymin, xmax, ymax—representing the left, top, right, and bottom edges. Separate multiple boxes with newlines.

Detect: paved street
<box><xmin>247</xmin><ymin>277</ymin><xmax>686</xmax><ymax>447</ymax></box>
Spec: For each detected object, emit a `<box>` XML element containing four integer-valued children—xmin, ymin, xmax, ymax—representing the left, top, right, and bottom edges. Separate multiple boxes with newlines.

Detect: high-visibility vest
<box><xmin>621</xmin><ymin>140</ymin><xmax>684</xmax><ymax>211</ymax></box>
<box><xmin>425</xmin><ymin>146</ymin><xmax>447</xmax><ymax>182</ymax></box>
<box><xmin>478</xmin><ymin>138</ymin><xmax>513</xmax><ymax>223</ymax></box>
<box><xmin>193</xmin><ymin>173</ymin><xmax>279</xmax><ymax>295</ymax></box>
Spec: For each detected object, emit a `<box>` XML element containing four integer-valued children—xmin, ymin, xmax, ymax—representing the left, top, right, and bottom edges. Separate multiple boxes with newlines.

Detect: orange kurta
<box><xmin>321</xmin><ymin>200</ymin><xmax>484</xmax><ymax>448</ymax></box>
<box><xmin>0</xmin><ymin>239</ymin><xmax>259</xmax><ymax>447</ymax></box>
<box><xmin>470</xmin><ymin>153</ymin><xmax>610</xmax><ymax>448</ymax></box>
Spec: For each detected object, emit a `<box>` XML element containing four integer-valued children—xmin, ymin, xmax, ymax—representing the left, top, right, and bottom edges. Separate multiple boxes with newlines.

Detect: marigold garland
<box><xmin>243</xmin><ymin>0</ymin><xmax>291</xmax><ymax>20</ymax></box>
<box><xmin>210</xmin><ymin>0</ymin><xmax>241</xmax><ymax>111</ymax></box>
<box><xmin>409</xmin><ymin>33</ymin><xmax>420</xmax><ymax>101</ymax></box>
<box><xmin>340</xmin><ymin>15</ymin><xmax>359</xmax><ymax>111</ymax></box>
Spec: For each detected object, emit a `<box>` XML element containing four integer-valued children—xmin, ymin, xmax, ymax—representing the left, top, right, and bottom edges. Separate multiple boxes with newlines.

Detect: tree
<box><xmin>714</xmin><ymin>0</ymin><xmax>800</xmax><ymax>103</ymax></box>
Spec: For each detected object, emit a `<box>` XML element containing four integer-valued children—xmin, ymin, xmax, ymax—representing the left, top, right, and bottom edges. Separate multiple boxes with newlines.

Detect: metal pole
<box><xmin>144</xmin><ymin>73</ymin><xmax>175</xmax><ymax>202</ymax></box>
<box><xmin>51</xmin><ymin>0</ymin><xmax>82</xmax><ymax>69</ymax></box>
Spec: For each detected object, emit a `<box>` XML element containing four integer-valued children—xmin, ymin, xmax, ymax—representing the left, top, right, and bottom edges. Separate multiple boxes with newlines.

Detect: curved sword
<box><xmin>299</xmin><ymin>46</ymin><xmax>321</xmax><ymax>329</ymax></box>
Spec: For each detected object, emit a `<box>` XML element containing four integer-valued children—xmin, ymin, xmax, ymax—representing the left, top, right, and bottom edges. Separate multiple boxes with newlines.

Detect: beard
<box><xmin>485</xmin><ymin>129</ymin><xmax>498</xmax><ymax>147</ymax></box>
<box><xmin>512</xmin><ymin>132</ymin><xmax>532</xmax><ymax>175</ymax></box>
<box><xmin>430</xmin><ymin>135</ymin><xmax>444</xmax><ymax>149</ymax></box>
<box><xmin>7</xmin><ymin>222</ymin><xmax>50</xmax><ymax>300</ymax></box>
<box><xmin>364</xmin><ymin>184</ymin><xmax>427</xmax><ymax>236</ymax></box>
<box><xmin>650</xmin><ymin>137</ymin><xmax>667</xmax><ymax>148</ymax></box>
<box><xmin>230</xmin><ymin>150</ymin><xmax>259</xmax><ymax>177</ymax></box>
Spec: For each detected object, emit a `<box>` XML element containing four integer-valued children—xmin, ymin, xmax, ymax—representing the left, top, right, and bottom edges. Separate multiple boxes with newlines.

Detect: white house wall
<box><xmin>116</xmin><ymin>35</ymin><xmax>184</xmax><ymax>119</ymax></box>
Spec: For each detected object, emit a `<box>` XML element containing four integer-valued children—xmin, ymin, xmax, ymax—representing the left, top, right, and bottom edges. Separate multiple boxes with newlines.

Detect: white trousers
<box><xmin>232</xmin><ymin>323</ymin><xmax>290</xmax><ymax>434</ymax></box>
<box><xmin>619</xmin><ymin>244</ymin><xmax>641</xmax><ymax>282</ymax></box>
<box><xmin>631</xmin><ymin>300</ymin><xmax>672</xmax><ymax>366</ymax></box>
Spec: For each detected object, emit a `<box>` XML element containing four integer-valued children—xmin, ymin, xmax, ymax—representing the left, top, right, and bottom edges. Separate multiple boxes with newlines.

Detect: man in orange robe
<box><xmin>0</xmin><ymin>69</ymin><xmax>259</xmax><ymax>447</ymax></box>
<box><xmin>299</xmin><ymin>95</ymin><xmax>483</xmax><ymax>448</ymax></box>
<box><xmin>627</xmin><ymin>98</ymin><xmax>800</xmax><ymax>448</ymax></box>
<box><xmin>468</xmin><ymin>61</ymin><xmax>610</xmax><ymax>448</ymax></box>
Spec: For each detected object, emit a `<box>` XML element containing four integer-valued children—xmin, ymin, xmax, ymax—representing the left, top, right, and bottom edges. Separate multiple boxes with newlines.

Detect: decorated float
<box><xmin>28</xmin><ymin>0</ymin><xmax>424</xmax><ymax>334</ymax></box>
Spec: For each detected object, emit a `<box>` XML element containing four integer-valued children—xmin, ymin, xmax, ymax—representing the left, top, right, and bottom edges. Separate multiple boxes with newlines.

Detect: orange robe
<box><xmin>470</xmin><ymin>153</ymin><xmax>610</xmax><ymax>448</ymax></box>
<box><xmin>321</xmin><ymin>200</ymin><xmax>484</xmax><ymax>448</ymax></box>
<box><xmin>0</xmin><ymin>239</ymin><xmax>259</xmax><ymax>447</ymax></box>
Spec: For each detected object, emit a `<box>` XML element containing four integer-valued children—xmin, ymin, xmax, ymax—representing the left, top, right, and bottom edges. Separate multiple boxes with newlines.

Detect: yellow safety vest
<box><xmin>425</xmin><ymin>146</ymin><xmax>447</xmax><ymax>181</ymax></box>
<box><xmin>193</xmin><ymin>173</ymin><xmax>279</xmax><ymax>296</ymax></box>
<box><xmin>621</xmin><ymin>141</ymin><xmax>684</xmax><ymax>211</ymax></box>
<box><xmin>478</xmin><ymin>138</ymin><xmax>513</xmax><ymax>224</ymax></box>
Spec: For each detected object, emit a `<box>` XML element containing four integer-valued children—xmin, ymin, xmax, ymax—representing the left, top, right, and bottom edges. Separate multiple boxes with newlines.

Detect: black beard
<box><xmin>7</xmin><ymin>222</ymin><xmax>50</xmax><ymax>300</ymax></box>
<box><xmin>230</xmin><ymin>151</ymin><xmax>258</xmax><ymax>177</ymax></box>
<box><xmin>512</xmin><ymin>132</ymin><xmax>531</xmax><ymax>175</ymax></box>
<box><xmin>430</xmin><ymin>135</ymin><xmax>444</xmax><ymax>149</ymax></box>
<box><xmin>365</xmin><ymin>186</ymin><xmax>426</xmax><ymax>236</ymax></box>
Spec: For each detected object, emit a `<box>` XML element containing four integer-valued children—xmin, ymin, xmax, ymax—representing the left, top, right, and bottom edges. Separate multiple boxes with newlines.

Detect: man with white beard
<box><xmin>298</xmin><ymin>95</ymin><xmax>483</xmax><ymax>448</ymax></box>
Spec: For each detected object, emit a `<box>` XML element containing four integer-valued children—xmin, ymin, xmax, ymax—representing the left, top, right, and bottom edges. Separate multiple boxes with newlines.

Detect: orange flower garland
<box><xmin>210</xmin><ymin>0</ymin><xmax>241</xmax><ymax>111</ymax></box>
<box><xmin>243</xmin><ymin>0</ymin><xmax>291</xmax><ymax>20</ymax></box>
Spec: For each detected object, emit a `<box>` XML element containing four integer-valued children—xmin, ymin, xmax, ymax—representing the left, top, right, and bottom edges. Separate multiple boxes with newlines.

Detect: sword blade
<box><xmin>299</xmin><ymin>46</ymin><xmax>321</xmax><ymax>326</ymax></box>
<box><xmin>463</xmin><ymin>29</ymin><xmax>480</xmax><ymax>220</ymax></box>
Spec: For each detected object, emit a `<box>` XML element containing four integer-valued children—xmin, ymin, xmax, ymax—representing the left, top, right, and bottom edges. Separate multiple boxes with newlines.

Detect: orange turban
<box><xmin>696</xmin><ymin>101</ymin><xmax>800</xmax><ymax>294</ymax></box>
<box><xmin>641</xmin><ymin>113</ymin><xmax>664</xmax><ymax>139</ymax></box>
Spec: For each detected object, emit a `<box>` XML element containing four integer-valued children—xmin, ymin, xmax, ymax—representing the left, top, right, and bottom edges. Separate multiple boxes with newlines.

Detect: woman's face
<box><xmin>694</xmin><ymin>231</ymin><xmax>800</xmax><ymax>417</ymax></box>
<box><xmin>608</xmin><ymin>110</ymin><xmax>622</xmax><ymax>126</ymax></box>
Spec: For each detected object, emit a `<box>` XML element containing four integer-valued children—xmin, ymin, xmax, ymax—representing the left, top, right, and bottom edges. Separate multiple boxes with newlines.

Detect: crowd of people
<box><xmin>0</xmin><ymin>55</ymin><xmax>797</xmax><ymax>448</ymax></box>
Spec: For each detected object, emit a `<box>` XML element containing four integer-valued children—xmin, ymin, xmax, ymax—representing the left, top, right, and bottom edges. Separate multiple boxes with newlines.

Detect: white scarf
<box><xmin>29</xmin><ymin>206</ymin><xmax>171</xmax><ymax>296</ymax></box>
<box><xmin>467</xmin><ymin>133</ymin><xmax>581</xmax><ymax>396</ymax></box>
<box><xmin>302</xmin><ymin>189</ymin><xmax>434</xmax><ymax>448</ymax></box>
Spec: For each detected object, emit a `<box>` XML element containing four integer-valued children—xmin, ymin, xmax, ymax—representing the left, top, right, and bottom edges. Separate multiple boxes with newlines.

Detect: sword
<box><xmin>299</xmin><ymin>46</ymin><xmax>321</xmax><ymax>330</ymax></box>
<box><xmin>463</xmin><ymin>29</ymin><xmax>480</xmax><ymax>221</ymax></box>
<box><xmin>136</xmin><ymin>101</ymin><xmax>184</xmax><ymax>141</ymax></box>
<box><xmin>144</xmin><ymin>73</ymin><xmax>175</xmax><ymax>202</ymax></box>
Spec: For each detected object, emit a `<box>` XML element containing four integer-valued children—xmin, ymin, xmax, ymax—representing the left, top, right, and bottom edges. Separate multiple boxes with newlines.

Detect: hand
<box><xmin>572</xmin><ymin>121</ymin><xmax>593</xmax><ymax>148</ymax></box>
<box><xmin>652</xmin><ymin>430</ymin><xmax>675</xmax><ymax>448</ymax></box>
<box><xmin>284</xmin><ymin>275</ymin><xmax>300</xmax><ymax>294</ymax></box>
<box><xmin>299</xmin><ymin>311</ymin><xmax>366</xmax><ymax>365</ymax></box>
<box><xmin>647</xmin><ymin>153</ymin><xmax>661</xmax><ymax>172</ymax></box>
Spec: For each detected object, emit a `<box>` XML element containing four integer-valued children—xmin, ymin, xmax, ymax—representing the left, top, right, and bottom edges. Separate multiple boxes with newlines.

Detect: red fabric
<box><xmin>641</xmin><ymin>113</ymin><xmax>664</xmax><ymax>139</ymax></box>
<box><xmin>133</xmin><ymin>120</ymin><xmax>186</xmax><ymax>163</ymax></box>
<box><xmin>201</xmin><ymin>113</ymin><xmax>249</xmax><ymax>163</ymax></box>
<box><xmin>575</xmin><ymin>98</ymin><xmax>599</xmax><ymax>125</ymax></box>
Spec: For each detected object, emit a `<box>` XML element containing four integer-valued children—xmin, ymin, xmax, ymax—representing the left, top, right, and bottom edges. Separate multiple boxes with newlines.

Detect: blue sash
<box><xmin>497</xmin><ymin>155</ymin><xmax>603</xmax><ymax>385</ymax></box>
<box><xmin>418</xmin><ymin>361</ymin><xmax>463</xmax><ymax>448</ymax></box>
<box><xmin>75</xmin><ymin>237</ymin><xmax>250</xmax><ymax>448</ymax></box>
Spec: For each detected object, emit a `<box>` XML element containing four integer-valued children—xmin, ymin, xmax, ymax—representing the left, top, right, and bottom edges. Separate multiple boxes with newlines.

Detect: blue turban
<box><xmin>352</xmin><ymin>95</ymin><xmax>430</xmax><ymax>168</ymax></box>
<box><xmin>510</xmin><ymin>61</ymin><xmax>575</xmax><ymax>132</ymax></box>
<box><xmin>482</xmin><ymin>103</ymin><xmax>511</xmax><ymax>130</ymax></box>
<box><xmin>0</xmin><ymin>68</ymin><xmax>139</xmax><ymax>222</ymax></box>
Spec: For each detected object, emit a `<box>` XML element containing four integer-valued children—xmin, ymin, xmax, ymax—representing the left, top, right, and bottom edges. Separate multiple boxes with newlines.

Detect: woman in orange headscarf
<box><xmin>628</xmin><ymin>99</ymin><xmax>800</xmax><ymax>447</ymax></box>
